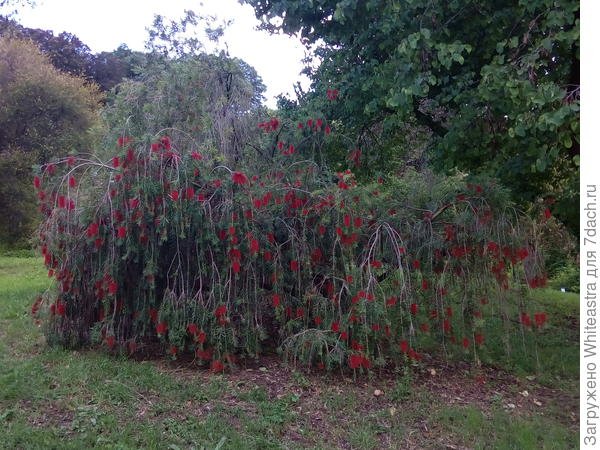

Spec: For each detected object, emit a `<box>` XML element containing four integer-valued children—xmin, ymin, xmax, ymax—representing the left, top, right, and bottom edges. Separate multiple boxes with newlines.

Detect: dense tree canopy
<box><xmin>0</xmin><ymin>37</ymin><xmax>101</xmax><ymax>245</ymax></box>
<box><xmin>102</xmin><ymin>53</ymin><xmax>266</xmax><ymax>163</ymax></box>
<box><xmin>245</xmin><ymin>0</ymin><xmax>579</xmax><ymax>231</ymax></box>
<box><xmin>0</xmin><ymin>17</ymin><xmax>148</xmax><ymax>91</ymax></box>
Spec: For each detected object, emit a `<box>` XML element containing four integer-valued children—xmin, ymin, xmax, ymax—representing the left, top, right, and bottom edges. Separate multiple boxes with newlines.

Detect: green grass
<box><xmin>0</xmin><ymin>257</ymin><xmax>579</xmax><ymax>449</ymax></box>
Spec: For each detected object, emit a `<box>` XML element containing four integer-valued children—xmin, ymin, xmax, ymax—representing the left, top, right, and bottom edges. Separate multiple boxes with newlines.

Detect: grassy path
<box><xmin>0</xmin><ymin>257</ymin><xmax>579</xmax><ymax>449</ymax></box>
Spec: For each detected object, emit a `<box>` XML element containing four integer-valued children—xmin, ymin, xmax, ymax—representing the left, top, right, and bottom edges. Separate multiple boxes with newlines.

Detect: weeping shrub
<box><xmin>32</xmin><ymin>123</ymin><xmax>548</xmax><ymax>372</ymax></box>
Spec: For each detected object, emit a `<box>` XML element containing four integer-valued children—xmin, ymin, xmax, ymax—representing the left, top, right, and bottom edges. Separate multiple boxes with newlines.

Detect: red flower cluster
<box><xmin>258</xmin><ymin>117</ymin><xmax>280</xmax><ymax>132</ymax></box>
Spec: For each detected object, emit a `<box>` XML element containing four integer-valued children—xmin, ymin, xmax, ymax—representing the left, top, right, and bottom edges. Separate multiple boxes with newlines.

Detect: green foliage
<box><xmin>0</xmin><ymin>37</ymin><xmax>101</xmax><ymax>247</ymax></box>
<box><xmin>549</xmin><ymin>264</ymin><xmax>579</xmax><ymax>293</ymax></box>
<box><xmin>34</xmin><ymin>123</ymin><xmax>549</xmax><ymax>373</ymax></box>
<box><xmin>244</xmin><ymin>0</ymin><xmax>579</xmax><ymax>232</ymax></box>
<box><xmin>102</xmin><ymin>53</ymin><xmax>265</xmax><ymax>163</ymax></box>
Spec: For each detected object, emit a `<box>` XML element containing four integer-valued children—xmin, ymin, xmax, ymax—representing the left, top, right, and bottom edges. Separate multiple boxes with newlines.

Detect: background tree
<box><xmin>244</xmin><ymin>0</ymin><xmax>579</xmax><ymax>232</ymax></box>
<box><xmin>0</xmin><ymin>17</ymin><xmax>148</xmax><ymax>91</ymax></box>
<box><xmin>0</xmin><ymin>37</ymin><xmax>101</xmax><ymax>246</ymax></box>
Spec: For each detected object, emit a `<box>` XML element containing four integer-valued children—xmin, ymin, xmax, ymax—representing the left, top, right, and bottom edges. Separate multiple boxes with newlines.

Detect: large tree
<box><xmin>0</xmin><ymin>37</ymin><xmax>101</xmax><ymax>246</ymax></box>
<box><xmin>244</xmin><ymin>0</ymin><xmax>579</xmax><ymax>231</ymax></box>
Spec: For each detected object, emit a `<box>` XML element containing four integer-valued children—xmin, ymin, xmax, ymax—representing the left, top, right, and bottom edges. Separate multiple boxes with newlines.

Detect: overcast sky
<box><xmin>7</xmin><ymin>0</ymin><xmax>311</xmax><ymax>107</ymax></box>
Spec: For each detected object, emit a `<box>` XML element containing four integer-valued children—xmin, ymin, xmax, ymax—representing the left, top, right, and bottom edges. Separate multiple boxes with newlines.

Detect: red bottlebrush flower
<box><xmin>249</xmin><ymin>238</ymin><xmax>259</xmax><ymax>254</ymax></box>
<box><xmin>346</xmin><ymin>275</ymin><xmax>354</xmax><ymax>284</ymax></box>
<box><xmin>343</xmin><ymin>214</ymin><xmax>351</xmax><ymax>227</ymax></box>
<box><xmin>213</xmin><ymin>179</ymin><xmax>222</xmax><ymax>188</ymax></box>
<box><xmin>386</xmin><ymin>296</ymin><xmax>397</xmax><ymax>306</ymax></box>
<box><xmin>263</xmin><ymin>251</ymin><xmax>273</xmax><ymax>261</ymax></box>
<box><xmin>326</xmin><ymin>88</ymin><xmax>339</xmax><ymax>100</ymax></box>
<box><xmin>185</xmin><ymin>187</ymin><xmax>195</xmax><ymax>200</ymax></box>
<box><xmin>331</xmin><ymin>321</ymin><xmax>340</xmax><ymax>333</ymax></box>
<box><xmin>112</xmin><ymin>156</ymin><xmax>120</xmax><ymax>168</ymax></box>
<box><xmin>290</xmin><ymin>260</ymin><xmax>300</xmax><ymax>271</ymax></box>
<box><xmin>544</xmin><ymin>208</ymin><xmax>552</xmax><ymax>220</ymax></box>
<box><xmin>351</xmin><ymin>340</ymin><xmax>364</xmax><ymax>351</ymax></box>
<box><xmin>86</xmin><ymin>222</ymin><xmax>99</xmax><ymax>238</ymax></box>
<box><xmin>487</xmin><ymin>241</ymin><xmax>500</xmax><ymax>254</ymax></box>
<box><xmin>370</xmin><ymin>259</ymin><xmax>382</xmax><ymax>269</ymax></box>
<box><xmin>474</xmin><ymin>333</ymin><xmax>485</xmax><ymax>346</ymax></box>
<box><xmin>232</xmin><ymin>171</ymin><xmax>248</xmax><ymax>185</ymax></box>
<box><xmin>516</xmin><ymin>247</ymin><xmax>529</xmax><ymax>261</ymax></box>
<box><xmin>412</xmin><ymin>260</ymin><xmax>421</xmax><ymax>270</ymax></box>
<box><xmin>445</xmin><ymin>306</ymin><xmax>453</xmax><ymax>318</ymax></box>
<box><xmin>318</xmin><ymin>224</ymin><xmax>326</xmax><ymax>236</ymax></box>
<box><xmin>56</xmin><ymin>301</ymin><xmax>66</xmax><ymax>316</ymax></box>
<box><xmin>314</xmin><ymin>316</ymin><xmax>323</xmax><ymax>326</ymax></box>
<box><xmin>295</xmin><ymin>307</ymin><xmax>304</xmax><ymax>318</ymax></box>
<box><xmin>520</xmin><ymin>313</ymin><xmax>531</xmax><ymax>327</ymax></box>
<box><xmin>340</xmin><ymin>331</ymin><xmax>349</xmax><ymax>341</ymax></box>
<box><xmin>33</xmin><ymin>176</ymin><xmax>41</xmax><ymax>190</ymax></box>
<box><xmin>169</xmin><ymin>190</ymin><xmax>179</xmax><ymax>201</ymax></box>
<box><xmin>297</xmin><ymin>122</ymin><xmax>304</xmax><ymax>129</ymax></box>
<box><xmin>105</xmin><ymin>335</ymin><xmax>116</xmax><ymax>349</ymax></box>
<box><xmin>156</xmin><ymin>321</ymin><xmax>168</xmax><ymax>336</ymax></box>
<box><xmin>159</xmin><ymin>135</ymin><xmax>171</xmax><ymax>150</ymax></box>
<box><xmin>57</xmin><ymin>195</ymin><xmax>66</xmax><ymax>209</ymax></box>
<box><xmin>534</xmin><ymin>312</ymin><xmax>547</xmax><ymax>328</ymax></box>
<box><xmin>338</xmin><ymin>180</ymin><xmax>349</xmax><ymax>190</ymax></box>
<box><xmin>215</xmin><ymin>305</ymin><xmax>227</xmax><ymax>318</ymax></box>
<box><xmin>149</xmin><ymin>308</ymin><xmax>158</xmax><ymax>323</ymax></box>
<box><xmin>311</xmin><ymin>248</ymin><xmax>323</xmax><ymax>263</ymax></box>
<box><xmin>421</xmin><ymin>279</ymin><xmax>429</xmax><ymax>290</ymax></box>
<box><xmin>400</xmin><ymin>340</ymin><xmax>409</xmax><ymax>353</ymax></box>
<box><xmin>272</xmin><ymin>294</ymin><xmax>281</xmax><ymax>308</ymax></box>
<box><xmin>462</xmin><ymin>337</ymin><xmax>470</xmax><ymax>349</ymax></box>
<box><xmin>210</xmin><ymin>359</ymin><xmax>225</xmax><ymax>373</ymax></box>
<box><xmin>353</xmin><ymin>217</ymin><xmax>363</xmax><ymax>227</ymax></box>
<box><xmin>187</xmin><ymin>323</ymin><xmax>199</xmax><ymax>335</ymax></box>
<box><xmin>67</xmin><ymin>155</ymin><xmax>76</xmax><ymax>166</ymax></box>
<box><xmin>410</xmin><ymin>303</ymin><xmax>418</xmax><ymax>315</ymax></box>
<box><xmin>443</xmin><ymin>319</ymin><xmax>451</xmax><ymax>333</ymax></box>
<box><xmin>347</xmin><ymin>148</ymin><xmax>362</xmax><ymax>167</ymax></box>
<box><xmin>129</xmin><ymin>198</ymin><xmax>140</xmax><ymax>209</ymax></box>
<box><xmin>316</xmin><ymin>118</ymin><xmax>323</xmax><ymax>129</ymax></box>
<box><xmin>444</xmin><ymin>224</ymin><xmax>455</xmax><ymax>241</ymax></box>
<box><xmin>287</xmin><ymin>144</ymin><xmax>295</xmax><ymax>154</ymax></box>
<box><xmin>419</xmin><ymin>323</ymin><xmax>429</xmax><ymax>333</ymax></box>
<box><xmin>232</xmin><ymin>259</ymin><xmax>241</xmax><ymax>274</ymax></box>
<box><xmin>196</xmin><ymin>348</ymin><xmax>212</xmax><ymax>360</ymax></box>
<box><xmin>68</xmin><ymin>176</ymin><xmax>76</xmax><ymax>188</ymax></box>
<box><xmin>191</xmin><ymin>151</ymin><xmax>202</xmax><ymax>160</ymax></box>
<box><xmin>324</xmin><ymin>124</ymin><xmax>331</xmax><ymax>135</ymax></box>
<box><xmin>117</xmin><ymin>226</ymin><xmax>126</xmax><ymax>239</ymax></box>
<box><xmin>169</xmin><ymin>346</ymin><xmax>178</xmax><ymax>356</ymax></box>
<box><xmin>335</xmin><ymin>226</ymin><xmax>343</xmax><ymax>237</ymax></box>
<box><xmin>128</xmin><ymin>340</ymin><xmax>137</xmax><ymax>354</ymax></box>
<box><xmin>108</xmin><ymin>281</ymin><xmax>118</xmax><ymax>295</ymax></box>
<box><xmin>196</xmin><ymin>330</ymin><xmax>207</xmax><ymax>344</ymax></box>
<box><xmin>371</xmin><ymin>323</ymin><xmax>381</xmax><ymax>332</ymax></box>
<box><xmin>349</xmin><ymin>354</ymin><xmax>363</xmax><ymax>369</ymax></box>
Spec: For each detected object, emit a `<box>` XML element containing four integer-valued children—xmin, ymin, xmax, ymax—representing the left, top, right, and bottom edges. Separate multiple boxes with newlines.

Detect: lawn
<box><xmin>0</xmin><ymin>257</ymin><xmax>579</xmax><ymax>449</ymax></box>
